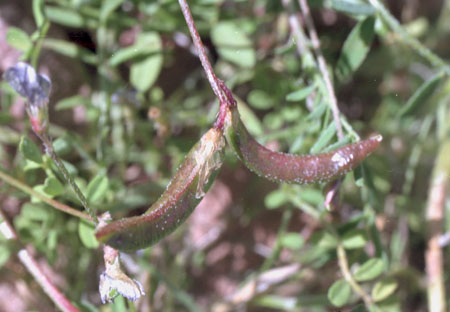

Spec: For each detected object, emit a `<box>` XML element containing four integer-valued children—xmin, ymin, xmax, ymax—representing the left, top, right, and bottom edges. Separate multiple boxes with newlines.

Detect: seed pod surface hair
<box><xmin>95</xmin><ymin>128</ymin><xmax>225</xmax><ymax>252</ymax></box>
<box><xmin>224</xmin><ymin>107</ymin><xmax>381</xmax><ymax>184</ymax></box>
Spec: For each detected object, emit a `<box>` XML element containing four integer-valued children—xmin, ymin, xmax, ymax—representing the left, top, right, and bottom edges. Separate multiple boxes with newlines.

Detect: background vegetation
<box><xmin>0</xmin><ymin>0</ymin><xmax>450</xmax><ymax>311</ymax></box>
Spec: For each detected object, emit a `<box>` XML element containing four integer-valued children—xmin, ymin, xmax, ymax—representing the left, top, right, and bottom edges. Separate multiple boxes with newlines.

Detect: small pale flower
<box><xmin>99</xmin><ymin>245</ymin><xmax>145</xmax><ymax>303</ymax></box>
<box><xmin>3</xmin><ymin>62</ymin><xmax>51</xmax><ymax>135</ymax></box>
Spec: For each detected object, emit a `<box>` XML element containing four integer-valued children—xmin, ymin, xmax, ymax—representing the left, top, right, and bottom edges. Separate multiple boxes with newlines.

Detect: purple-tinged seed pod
<box><xmin>224</xmin><ymin>107</ymin><xmax>382</xmax><ymax>184</ymax></box>
<box><xmin>95</xmin><ymin>128</ymin><xmax>225</xmax><ymax>251</ymax></box>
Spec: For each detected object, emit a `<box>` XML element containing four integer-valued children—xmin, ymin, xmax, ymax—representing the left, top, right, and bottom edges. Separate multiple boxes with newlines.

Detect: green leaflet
<box><xmin>336</xmin><ymin>16</ymin><xmax>376</xmax><ymax>82</ymax></box>
<box><xmin>328</xmin><ymin>279</ymin><xmax>352</xmax><ymax>307</ymax></box>
<box><xmin>211</xmin><ymin>21</ymin><xmax>256</xmax><ymax>68</ymax></box>
<box><xmin>399</xmin><ymin>71</ymin><xmax>444</xmax><ymax>117</ymax></box>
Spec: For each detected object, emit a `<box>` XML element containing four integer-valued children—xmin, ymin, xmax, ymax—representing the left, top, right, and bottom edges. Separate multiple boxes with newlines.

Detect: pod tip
<box><xmin>372</xmin><ymin>134</ymin><xmax>383</xmax><ymax>142</ymax></box>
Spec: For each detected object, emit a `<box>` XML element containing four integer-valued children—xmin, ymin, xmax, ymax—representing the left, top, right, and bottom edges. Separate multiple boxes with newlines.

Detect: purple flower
<box><xmin>3</xmin><ymin>62</ymin><xmax>51</xmax><ymax>135</ymax></box>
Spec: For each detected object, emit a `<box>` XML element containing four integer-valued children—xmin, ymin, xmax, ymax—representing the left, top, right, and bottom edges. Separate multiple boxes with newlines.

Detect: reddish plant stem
<box><xmin>18</xmin><ymin>249</ymin><xmax>80</xmax><ymax>312</ymax></box>
<box><xmin>218</xmin><ymin>80</ymin><xmax>237</xmax><ymax>107</ymax></box>
<box><xmin>0</xmin><ymin>210</ymin><xmax>80</xmax><ymax>312</ymax></box>
<box><xmin>178</xmin><ymin>0</ymin><xmax>230</xmax><ymax>130</ymax></box>
<box><xmin>297</xmin><ymin>0</ymin><xmax>344</xmax><ymax>140</ymax></box>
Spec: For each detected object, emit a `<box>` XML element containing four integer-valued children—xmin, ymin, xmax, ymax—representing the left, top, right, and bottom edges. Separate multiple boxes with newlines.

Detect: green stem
<box><xmin>368</xmin><ymin>0</ymin><xmax>450</xmax><ymax>75</ymax></box>
<box><xmin>0</xmin><ymin>168</ymin><xmax>92</xmax><ymax>222</ymax></box>
<box><xmin>337</xmin><ymin>244</ymin><xmax>375</xmax><ymax>309</ymax></box>
<box><xmin>402</xmin><ymin>116</ymin><xmax>433</xmax><ymax>195</ymax></box>
<box><xmin>340</xmin><ymin>116</ymin><xmax>361</xmax><ymax>141</ymax></box>
<box><xmin>40</xmin><ymin>134</ymin><xmax>98</xmax><ymax>224</ymax></box>
<box><xmin>260</xmin><ymin>208</ymin><xmax>293</xmax><ymax>271</ymax></box>
<box><xmin>297</xmin><ymin>0</ymin><xmax>344</xmax><ymax>139</ymax></box>
<box><xmin>30</xmin><ymin>20</ymin><xmax>50</xmax><ymax>68</ymax></box>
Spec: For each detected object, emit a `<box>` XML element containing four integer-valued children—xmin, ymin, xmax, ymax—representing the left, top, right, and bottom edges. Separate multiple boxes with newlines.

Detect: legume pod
<box><xmin>95</xmin><ymin>128</ymin><xmax>225</xmax><ymax>252</ymax></box>
<box><xmin>224</xmin><ymin>106</ymin><xmax>382</xmax><ymax>184</ymax></box>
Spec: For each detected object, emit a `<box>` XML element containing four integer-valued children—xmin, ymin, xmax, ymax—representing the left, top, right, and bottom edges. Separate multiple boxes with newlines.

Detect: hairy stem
<box><xmin>178</xmin><ymin>0</ymin><xmax>229</xmax><ymax>129</ymax></box>
<box><xmin>0</xmin><ymin>169</ymin><xmax>92</xmax><ymax>222</ymax></box>
<box><xmin>297</xmin><ymin>0</ymin><xmax>344</xmax><ymax>139</ymax></box>
<box><xmin>39</xmin><ymin>133</ymin><xmax>97</xmax><ymax>223</ymax></box>
<box><xmin>367</xmin><ymin>0</ymin><xmax>450</xmax><ymax>75</ymax></box>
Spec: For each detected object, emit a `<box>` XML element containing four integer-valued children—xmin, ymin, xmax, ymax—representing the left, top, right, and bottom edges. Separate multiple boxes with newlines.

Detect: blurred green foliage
<box><xmin>1</xmin><ymin>0</ymin><xmax>450</xmax><ymax>311</ymax></box>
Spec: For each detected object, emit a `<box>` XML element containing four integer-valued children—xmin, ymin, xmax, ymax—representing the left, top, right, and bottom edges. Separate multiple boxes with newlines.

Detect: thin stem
<box><xmin>337</xmin><ymin>244</ymin><xmax>374</xmax><ymax>308</ymax></box>
<box><xmin>341</xmin><ymin>117</ymin><xmax>361</xmax><ymax>141</ymax></box>
<box><xmin>39</xmin><ymin>133</ymin><xmax>97</xmax><ymax>223</ymax></box>
<box><xmin>424</xmin><ymin>118</ymin><xmax>450</xmax><ymax>312</ymax></box>
<box><xmin>367</xmin><ymin>0</ymin><xmax>450</xmax><ymax>75</ymax></box>
<box><xmin>260</xmin><ymin>208</ymin><xmax>293</xmax><ymax>271</ymax></box>
<box><xmin>0</xmin><ymin>169</ymin><xmax>92</xmax><ymax>222</ymax></box>
<box><xmin>281</xmin><ymin>0</ymin><xmax>318</xmax><ymax>110</ymax></box>
<box><xmin>178</xmin><ymin>0</ymin><xmax>229</xmax><ymax>130</ymax></box>
<box><xmin>30</xmin><ymin>21</ymin><xmax>50</xmax><ymax>68</ymax></box>
<box><xmin>18</xmin><ymin>249</ymin><xmax>81</xmax><ymax>312</ymax></box>
<box><xmin>402</xmin><ymin>116</ymin><xmax>433</xmax><ymax>195</ymax></box>
<box><xmin>0</xmin><ymin>211</ymin><xmax>80</xmax><ymax>312</ymax></box>
<box><xmin>0</xmin><ymin>209</ymin><xmax>18</xmax><ymax>240</ymax></box>
<box><xmin>425</xmin><ymin>175</ymin><xmax>447</xmax><ymax>312</ymax></box>
<box><xmin>297</xmin><ymin>0</ymin><xmax>344</xmax><ymax>139</ymax></box>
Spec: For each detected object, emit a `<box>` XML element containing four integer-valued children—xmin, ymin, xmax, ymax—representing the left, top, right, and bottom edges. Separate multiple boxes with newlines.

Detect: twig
<box><xmin>260</xmin><ymin>208</ymin><xmax>293</xmax><ymax>271</ymax></box>
<box><xmin>18</xmin><ymin>249</ymin><xmax>81</xmax><ymax>312</ymax></box>
<box><xmin>3</xmin><ymin>62</ymin><xmax>98</xmax><ymax>224</ymax></box>
<box><xmin>178</xmin><ymin>0</ymin><xmax>230</xmax><ymax>130</ymax></box>
<box><xmin>0</xmin><ymin>210</ymin><xmax>80</xmax><ymax>312</ymax></box>
<box><xmin>337</xmin><ymin>244</ymin><xmax>374</xmax><ymax>308</ymax></box>
<box><xmin>281</xmin><ymin>0</ymin><xmax>318</xmax><ymax>110</ymax></box>
<box><xmin>367</xmin><ymin>0</ymin><xmax>450</xmax><ymax>75</ymax></box>
<box><xmin>30</xmin><ymin>21</ymin><xmax>50</xmax><ymax>69</ymax></box>
<box><xmin>38</xmin><ymin>133</ymin><xmax>96</xmax><ymax>223</ymax></box>
<box><xmin>402</xmin><ymin>116</ymin><xmax>433</xmax><ymax>195</ymax></box>
<box><xmin>297</xmin><ymin>0</ymin><xmax>344</xmax><ymax>139</ymax></box>
<box><xmin>0</xmin><ymin>169</ymin><xmax>92</xmax><ymax>222</ymax></box>
<box><xmin>425</xmin><ymin>130</ymin><xmax>450</xmax><ymax>312</ymax></box>
<box><xmin>0</xmin><ymin>210</ymin><xmax>18</xmax><ymax>240</ymax></box>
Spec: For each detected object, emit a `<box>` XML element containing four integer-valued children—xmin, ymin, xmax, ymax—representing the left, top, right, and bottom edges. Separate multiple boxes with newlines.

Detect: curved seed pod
<box><xmin>95</xmin><ymin>128</ymin><xmax>225</xmax><ymax>252</ymax></box>
<box><xmin>224</xmin><ymin>106</ymin><xmax>382</xmax><ymax>184</ymax></box>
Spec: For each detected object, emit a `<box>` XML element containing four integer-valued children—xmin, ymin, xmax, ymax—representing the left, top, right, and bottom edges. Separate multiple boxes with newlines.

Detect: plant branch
<box><xmin>260</xmin><ymin>208</ymin><xmax>293</xmax><ymax>271</ymax></box>
<box><xmin>18</xmin><ymin>249</ymin><xmax>81</xmax><ymax>312</ymax></box>
<box><xmin>367</xmin><ymin>0</ymin><xmax>450</xmax><ymax>75</ymax></box>
<box><xmin>297</xmin><ymin>0</ymin><xmax>344</xmax><ymax>139</ymax></box>
<box><xmin>0</xmin><ymin>209</ymin><xmax>18</xmax><ymax>240</ymax></box>
<box><xmin>30</xmin><ymin>21</ymin><xmax>50</xmax><ymax>69</ymax></box>
<box><xmin>337</xmin><ymin>245</ymin><xmax>374</xmax><ymax>308</ymax></box>
<box><xmin>0</xmin><ymin>210</ymin><xmax>80</xmax><ymax>312</ymax></box>
<box><xmin>281</xmin><ymin>0</ymin><xmax>318</xmax><ymax>110</ymax></box>
<box><xmin>424</xmin><ymin>124</ymin><xmax>450</xmax><ymax>312</ymax></box>
<box><xmin>0</xmin><ymin>169</ymin><xmax>92</xmax><ymax>222</ymax></box>
<box><xmin>39</xmin><ymin>133</ymin><xmax>97</xmax><ymax>223</ymax></box>
<box><xmin>178</xmin><ymin>0</ymin><xmax>230</xmax><ymax>130</ymax></box>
